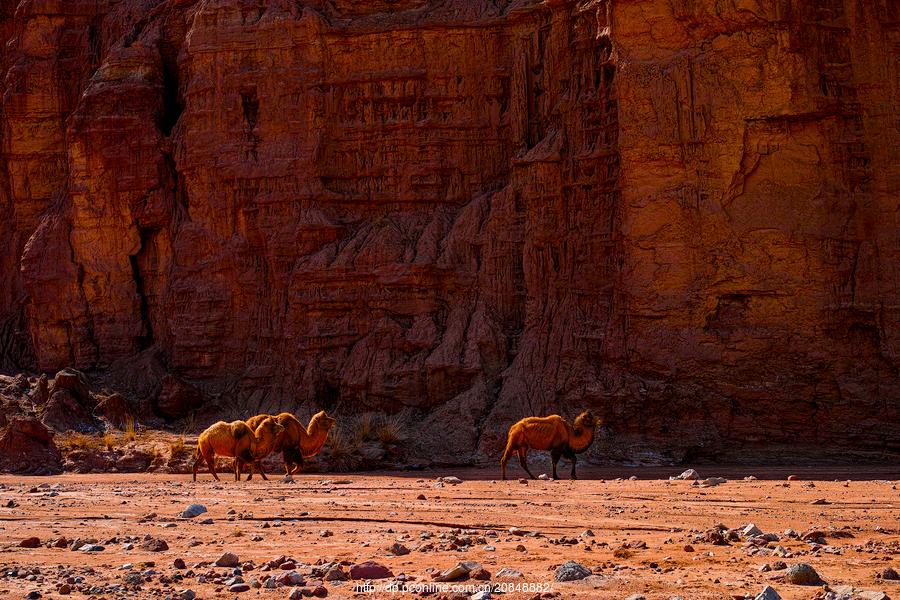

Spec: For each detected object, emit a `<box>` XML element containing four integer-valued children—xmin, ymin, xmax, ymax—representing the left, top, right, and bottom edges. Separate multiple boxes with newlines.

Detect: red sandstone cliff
<box><xmin>0</xmin><ymin>0</ymin><xmax>897</xmax><ymax>463</ymax></box>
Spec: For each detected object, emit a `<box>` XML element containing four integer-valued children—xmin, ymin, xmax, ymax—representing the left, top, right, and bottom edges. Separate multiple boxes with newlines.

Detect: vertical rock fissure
<box><xmin>158</xmin><ymin>42</ymin><xmax>183</xmax><ymax>136</ymax></box>
<box><xmin>129</xmin><ymin>232</ymin><xmax>155</xmax><ymax>351</ymax></box>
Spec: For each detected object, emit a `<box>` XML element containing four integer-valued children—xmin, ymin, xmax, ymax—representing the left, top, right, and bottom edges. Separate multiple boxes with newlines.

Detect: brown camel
<box><xmin>192</xmin><ymin>417</ymin><xmax>284</xmax><ymax>481</ymax></box>
<box><xmin>244</xmin><ymin>411</ymin><xmax>336</xmax><ymax>479</ymax></box>
<box><xmin>500</xmin><ymin>411</ymin><xmax>600</xmax><ymax>480</ymax></box>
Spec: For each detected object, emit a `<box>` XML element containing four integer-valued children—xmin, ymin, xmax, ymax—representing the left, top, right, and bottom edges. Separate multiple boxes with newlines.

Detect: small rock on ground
<box><xmin>554</xmin><ymin>560</ymin><xmax>591</xmax><ymax>582</ymax></box>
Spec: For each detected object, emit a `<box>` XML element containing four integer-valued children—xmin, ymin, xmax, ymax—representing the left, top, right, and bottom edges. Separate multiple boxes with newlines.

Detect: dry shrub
<box><xmin>122</xmin><ymin>416</ymin><xmax>136</xmax><ymax>443</ymax></box>
<box><xmin>168</xmin><ymin>437</ymin><xmax>188</xmax><ymax>462</ymax></box>
<box><xmin>353</xmin><ymin>412</ymin><xmax>375</xmax><ymax>443</ymax></box>
<box><xmin>376</xmin><ymin>413</ymin><xmax>407</xmax><ymax>445</ymax></box>
<box><xmin>323</xmin><ymin>428</ymin><xmax>362</xmax><ymax>472</ymax></box>
<box><xmin>61</xmin><ymin>433</ymin><xmax>103</xmax><ymax>451</ymax></box>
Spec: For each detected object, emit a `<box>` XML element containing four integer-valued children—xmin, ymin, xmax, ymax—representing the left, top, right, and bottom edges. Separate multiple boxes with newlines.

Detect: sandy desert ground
<box><xmin>0</xmin><ymin>466</ymin><xmax>897</xmax><ymax>600</ymax></box>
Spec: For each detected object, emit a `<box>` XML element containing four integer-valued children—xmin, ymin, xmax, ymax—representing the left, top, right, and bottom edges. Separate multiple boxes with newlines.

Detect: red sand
<box><xmin>0</xmin><ymin>467</ymin><xmax>897</xmax><ymax>599</ymax></box>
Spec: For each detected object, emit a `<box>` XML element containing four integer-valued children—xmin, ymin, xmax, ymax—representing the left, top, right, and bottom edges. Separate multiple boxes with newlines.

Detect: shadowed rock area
<box><xmin>0</xmin><ymin>0</ymin><xmax>897</xmax><ymax>465</ymax></box>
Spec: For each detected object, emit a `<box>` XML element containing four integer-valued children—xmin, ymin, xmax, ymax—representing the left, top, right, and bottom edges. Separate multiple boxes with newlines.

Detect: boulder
<box><xmin>0</xmin><ymin>417</ymin><xmax>63</xmax><ymax>474</ymax></box>
<box><xmin>48</xmin><ymin>369</ymin><xmax>92</xmax><ymax>405</ymax></box>
<box><xmin>349</xmin><ymin>561</ymin><xmax>393</xmax><ymax>580</ymax></box>
<box><xmin>41</xmin><ymin>389</ymin><xmax>96</xmax><ymax>432</ymax></box>
<box><xmin>554</xmin><ymin>560</ymin><xmax>592</xmax><ymax>582</ymax></box>
<box><xmin>94</xmin><ymin>393</ymin><xmax>133</xmax><ymax>428</ymax></box>
<box><xmin>783</xmin><ymin>563</ymin><xmax>823</xmax><ymax>585</ymax></box>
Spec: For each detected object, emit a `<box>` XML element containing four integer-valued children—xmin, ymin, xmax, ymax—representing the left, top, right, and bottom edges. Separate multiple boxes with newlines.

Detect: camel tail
<box><xmin>499</xmin><ymin>430</ymin><xmax>520</xmax><ymax>480</ymax></box>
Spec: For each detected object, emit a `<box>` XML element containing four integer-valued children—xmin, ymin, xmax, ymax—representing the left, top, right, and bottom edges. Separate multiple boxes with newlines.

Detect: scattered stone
<box><xmin>754</xmin><ymin>586</ymin><xmax>782</xmax><ymax>600</ymax></box>
<box><xmin>178</xmin><ymin>591</ymin><xmax>196</xmax><ymax>600</ymax></box>
<box><xmin>323</xmin><ymin>565</ymin><xmax>347</xmax><ymax>581</ymax></box>
<box><xmin>699</xmin><ymin>477</ymin><xmax>727</xmax><ymax>487</ymax></box>
<box><xmin>433</xmin><ymin>561</ymin><xmax>481</xmax><ymax>582</ymax></box>
<box><xmin>180</xmin><ymin>504</ymin><xmax>207</xmax><ymax>519</ymax></box>
<box><xmin>140</xmin><ymin>538</ymin><xmax>169</xmax><ymax>552</ymax></box>
<box><xmin>229</xmin><ymin>583</ymin><xmax>250</xmax><ymax>593</ymax></box>
<box><xmin>742</xmin><ymin>524</ymin><xmax>763</xmax><ymax>537</ymax></box>
<box><xmin>216</xmin><ymin>552</ymin><xmax>240</xmax><ymax>568</ymax></box>
<box><xmin>787</xmin><ymin>475</ymin><xmax>799</xmax><ymax>481</ymax></box>
<box><xmin>538</xmin><ymin>474</ymin><xmax>550</xmax><ymax>480</ymax></box>
<box><xmin>439</xmin><ymin>476</ymin><xmax>463</xmax><ymax>485</ymax></box>
<box><xmin>811</xmin><ymin>498</ymin><xmax>830</xmax><ymax>505</ymax></box>
<box><xmin>173</xmin><ymin>558</ymin><xmax>186</xmax><ymax>569</ymax></box>
<box><xmin>80</xmin><ymin>544</ymin><xmax>104</xmax><ymax>552</ymax></box>
<box><xmin>349</xmin><ymin>561</ymin><xmax>393</xmax><ymax>580</ymax></box>
<box><xmin>387</xmin><ymin>542</ymin><xmax>410</xmax><ymax>556</ymax></box>
<box><xmin>675</xmin><ymin>469</ymin><xmax>700</xmax><ymax>480</ymax></box>
<box><xmin>783</xmin><ymin>563</ymin><xmax>823</xmax><ymax>585</ymax></box>
<box><xmin>554</xmin><ymin>560</ymin><xmax>591</xmax><ymax>582</ymax></box>
<box><xmin>19</xmin><ymin>537</ymin><xmax>40</xmax><ymax>548</ymax></box>
<box><xmin>625</xmin><ymin>595</ymin><xmax>646</xmax><ymax>600</ymax></box>
<box><xmin>495</xmin><ymin>567</ymin><xmax>524</xmax><ymax>580</ymax></box>
<box><xmin>878</xmin><ymin>567</ymin><xmax>899</xmax><ymax>580</ymax></box>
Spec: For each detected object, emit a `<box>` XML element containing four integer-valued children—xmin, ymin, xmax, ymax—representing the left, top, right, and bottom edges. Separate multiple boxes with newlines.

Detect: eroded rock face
<box><xmin>0</xmin><ymin>1</ymin><xmax>897</xmax><ymax>463</ymax></box>
<box><xmin>0</xmin><ymin>418</ymin><xmax>63</xmax><ymax>475</ymax></box>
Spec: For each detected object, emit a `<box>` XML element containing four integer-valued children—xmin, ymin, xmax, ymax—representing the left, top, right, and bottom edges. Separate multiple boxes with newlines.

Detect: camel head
<box><xmin>574</xmin><ymin>411</ymin><xmax>601</xmax><ymax>430</ymax></box>
<box><xmin>310</xmin><ymin>410</ymin><xmax>337</xmax><ymax>434</ymax></box>
<box><xmin>257</xmin><ymin>416</ymin><xmax>286</xmax><ymax>440</ymax></box>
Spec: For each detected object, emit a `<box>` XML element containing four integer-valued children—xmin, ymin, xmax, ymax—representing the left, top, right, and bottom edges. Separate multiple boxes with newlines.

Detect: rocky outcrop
<box><xmin>154</xmin><ymin>374</ymin><xmax>204</xmax><ymax>420</ymax></box>
<box><xmin>0</xmin><ymin>0</ymin><xmax>897</xmax><ymax>463</ymax></box>
<box><xmin>0</xmin><ymin>417</ymin><xmax>63</xmax><ymax>475</ymax></box>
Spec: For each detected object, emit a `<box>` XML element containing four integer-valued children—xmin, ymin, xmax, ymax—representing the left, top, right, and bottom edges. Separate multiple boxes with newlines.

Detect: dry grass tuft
<box><xmin>323</xmin><ymin>428</ymin><xmax>362</xmax><ymax>472</ymax></box>
<box><xmin>353</xmin><ymin>412</ymin><xmax>376</xmax><ymax>443</ymax></box>
<box><xmin>168</xmin><ymin>437</ymin><xmax>189</xmax><ymax>462</ymax></box>
<box><xmin>61</xmin><ymin>433</ymin><xmax>105</xmax><ymax>452</ymax></box>
<box><xmin>102</xmin><ymin>432</ymin><xmax>116</xmax><ymax>451</ymax></box>
<box><xmin>376</xmin><ymin>413</ymin><xmax>407</xmax><ymax>445</ymax></box>
<box><xmin>122</xmin><ymin>417</ymin><xmax>136</xmax><ymax>443</ymax></box>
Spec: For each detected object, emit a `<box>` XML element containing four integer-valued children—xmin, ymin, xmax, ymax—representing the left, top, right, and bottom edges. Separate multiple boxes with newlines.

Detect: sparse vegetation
<box><xmin>354</xmin><ymin>412</ymin><xmax>375</xmax><ymax>443</ymax></box>
<box><xmin>320</xmin><ymin>412</ymin><xmax>408</xmax><ymax>472</ymax></box>
<box><xmin>376</xmin><ymin>413</ymin><xmax>407</xmax><ymax>445</ymax></box>
<box><xmin>102</xmin><ymin>432</ymin><xmax>116</xmax><ymax>451</ymax></box>
<box><xmin>323</xmin><ymin>428</ymin><xmax>363</xmax><ymax>472</ymax></box>
<box><xmin>123</xmin><ymin>416</ymin><xmax>136</xmax><ymax>443</ymax></box>
<box><xmin>60</xmin><ymin>433</ymin><xmax>105</xmax><ymax>452</ymax></box>
<box><xmin>168</xmin><ymin>437</ymin><xmax>188</xmax><ymax>463</ymax></box>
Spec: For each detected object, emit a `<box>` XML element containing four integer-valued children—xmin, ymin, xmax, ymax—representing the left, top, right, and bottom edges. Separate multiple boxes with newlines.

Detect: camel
<box><xmin>192</xmin><ymin>417</ymin><xmax>284</xmax><ymax>482</ymax></box>
<box><xmin>244</xmin><ymin>411</ymin><xmax>336</xmax><ymax>479</ymax></box>
<box><xmin>234</xmin><ymin>416</ymin><xmax>288</xmax><ymax>480</ymax></box>
<box><xmin>500</xmin><ymin>411</ymin><xmax>600</xmax><ymax>480</ymax></box>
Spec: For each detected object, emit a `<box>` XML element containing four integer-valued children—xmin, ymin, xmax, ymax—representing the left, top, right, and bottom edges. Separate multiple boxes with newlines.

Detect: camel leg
<box><xmin>256</xmin><ymin>461</ymin><xmax>269</xmax><ymax>480</ymax></box>
<box><xmin>518</xmin><ymin>448</ymin><xmax>536</xmax><ymax>479</ymax></box>
<box><xmin>550</xmin><ymin>448</ymin><xmax>562</xmax><ymax>480</ymax></box>
<box><xmin>234</xmin><ymin>458</ymin><xmax>241</xmax><ymax>482</ymax></box>
<box><xmin>192</xmin><ymin>453</ymin><xmax>201</xmax><ymax>482</ymax></box>
<box><xmin>282</xmin><ymin>450</ymin><xmax>292</xmax><ymax>475</ymax></box>
<box><xmin>204</xmin><ymin>451</ymin><xmax>219</xmax><ymax>482</ymax></box>
<box><xmin>245</xmin><ymin>461</ymin><xmax>254</xmax><ymax>481</ymax></box>
<box><xmin>564</xmin><ymin>449</ymin><xmax>577</xmax><ymax>480</ymax></box>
